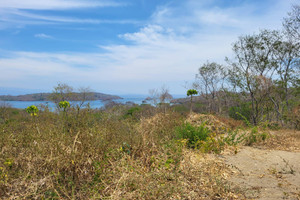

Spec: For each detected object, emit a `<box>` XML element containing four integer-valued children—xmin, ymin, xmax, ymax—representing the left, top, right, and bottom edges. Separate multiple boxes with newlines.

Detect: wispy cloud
<box><xmin>0</xmin><ymin>0</ymin><xmax>131</xmax><ymax>29</ymax></box>
<box><xmin>0</xmin><ymin>0</ymin><xmax>297</xmax><ymax>94</ymax></box>
<box><xmin>13</xmin><ymin>10</ymin><xmax>139</xmax><ymax>24</ymax></box>
<box><xmin>0</xmin><ymin>9</ymin><xmax>139</xmax><ymax>26</ymax></box>
<box><xmin>34</xmin><ymin>33</ymin><xmax>54</xmax><ymax>39</ymax></box>
<box><xmin>0</xmin><ymin>0</ymin><xmax>124</xmax><ymax>10</ymax></box>
<box><xmin>149</xmin><ymin>0</ymin><xmax>294</xmax><ymax>34</ymax></box>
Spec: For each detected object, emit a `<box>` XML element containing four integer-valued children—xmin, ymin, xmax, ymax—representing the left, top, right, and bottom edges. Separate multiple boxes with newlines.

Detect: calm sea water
<box><xmin>2</xmin><ymin>97</ymin><xmax>147</xmax><ymax>109</ymax></box>
<box><xmin>1</xmin><ymin>94</ymin><xmax>186</xmax><ymax>109</ymax></box>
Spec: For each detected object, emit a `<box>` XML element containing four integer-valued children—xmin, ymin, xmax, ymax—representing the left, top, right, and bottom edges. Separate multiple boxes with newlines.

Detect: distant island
<box><xmin>0</xmin><ymin>92</ymin><xmax>122</xmax><ymax>101</ymax></box>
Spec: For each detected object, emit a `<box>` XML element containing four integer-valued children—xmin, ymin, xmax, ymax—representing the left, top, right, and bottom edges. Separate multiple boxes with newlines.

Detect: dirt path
<box><xmin>222</xmin><ymin>146</ymin><xmax>300</xmax><ymax>200</ymax></box>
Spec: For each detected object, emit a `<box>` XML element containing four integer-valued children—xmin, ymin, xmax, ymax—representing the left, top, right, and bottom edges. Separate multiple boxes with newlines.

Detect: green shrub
<box><xmin>200</xmin><ymin>134</ymin><xmax>226</xmax><ymax>154</ymax></box>
<box><xmin>261</xmin><ymin>120</ymin><xmax>280</xmax><ymax>130</ymax></box>
<box><xmin>223</xmin><ymin>130</ymin><xmax>246</xmax><ymax>146</ymax></box>
<box><xmin>176</xmin><ymin>122</ymin><xmax>210</xmax><ymax>148</ymax></box>
<box><xmin>26</xmin><ymin>105</ymin><xmax>39</xmax><ymax>116</ymax></box>
<box><xmin>172</xmin><ymin>104</ymin><xmax>189</xmax><ymax>114</ymax></box>
<box><xmin>124</xmin><ymin>106</ymin><xmax>141</xmax><ymax>118</ymax></box>
<box><xmin>229</xmin><ymin>103</ymin><xmax>251</xmax><ymax>122</ymax></box>
<box><xmin>59</xmin><ymin>101</ymin><xmax>70</xmax><ymax>111</ymax></box>
<box><xmin>244</xmin><ymin>126</ymin><xmax>269</xmax><ymax>145</ymax></box>
<box><xmin>260</xmin><ymin>132</ymin><xmax>268</xmax><ymax>141</ymax></box>
<box><xmin>267</xmin><ymin>122</ymin><xmax>280</xmax><ymax>130</ymax></box>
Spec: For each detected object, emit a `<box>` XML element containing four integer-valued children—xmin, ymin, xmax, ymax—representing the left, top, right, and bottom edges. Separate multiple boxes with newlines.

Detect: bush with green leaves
<box><xmin>26</xmin><ymin>105</ymin><xmax>39</xmax><ymax>116</ymax></box>
<box><xmin>244</xmin><ymin>126</ymin><xmax>269</xmax><ymax>146</ymax></box>
<box><xmin>124</xmin><ymin>106</ymin><xmax>141</xmax><ymax>118</ymax></box>
<box><xmin>223</xmin><ymin>130</ymin><xmax>246</xmax><ymax>146</ymax></box>
<box><xmin>59</xmin><ymin>101</ymin><xmax>70</xmax><ymax>111</ymax></box>
<box><xmin>176</xmin><ymin>122</ymin><xmax>210</xmax><ymax>148</ymax></box>
<box><xmin>229</xmin><ymin>103</ymin><xmax>251</xmax><ymax>122</ymax></box>
<box><xmin>172</xmin><ymin>104</ymin><xmax>189</xmax><ymax>114</ymax></box>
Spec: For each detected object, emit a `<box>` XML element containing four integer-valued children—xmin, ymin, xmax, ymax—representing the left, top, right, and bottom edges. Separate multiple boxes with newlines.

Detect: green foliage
<box><xmin>0</xmin><ymin>166</ymin><xmax>8</xmax><ymax>184</ymax></box>
<box><xmin>0</xmin><ymin>100</ymin><xmax>272</xmax><ymax>199</ymax></box>
<box><xmin>12</xmin><ymin>110</ymin><xmax>19</xmax><ymax>115</ymax></box>
<box><xmin>245</xmin><ymin>127</ymin><xmax>258</xmax><ymax>145</ymax></box>
<box><xmin>260</xmin><ymin>132</ymin><xmax>268</xmax><ymax>141</ymax></box>
<box><xmin>236</xmin><ymin>112</ymin><xmax>252</xmax><ymax>127</ymax></box>
<box><xmin>26</xmin><ymin>105</ymin><xmax>39</xmax><ymax>116</ymax></box>
<box><xmin>229</xmin><ymin>103</ymin><xmax>251</xmax><ymax>122</ymax></box>
<box><xmin>59</xmin><ymin>101</ymin><xmax>70</xmax><ymax>110</ymax></box>
<box><xmin>58</xmin><ymin>101</ymin><xmax>71</xmax><ymax>133</ymax></box>
<box><xmin>200</xmin><ymin>134</ymin><xmax>225</xmax><ymax>154</ymax></box>
<box><xmin>175</xmin><ymin>122</ymin><xmax>251</xmax><ymax>153</ymax></box>
<box><xmin>124</xmin><ymin>106</ymin><xmax>141</xmax><ymax>118</ymax></box>
<box><xmin>223</xmin><ymin>130</ymin><xmax>246</xmax><ymax>146</ymax></box>
<box><xmin>187</xmin><ymin>89</ymin><xmax>198</xmax><ymax>96</ymax></box>
<box><xmin>49</xmin><ymin>83</ymin><xmax>74</xmax><ymax>105</ymax></box>
<box><xmin>44</xmin><ymin>190</ymin><xmax>59</xmax><ymax>200</ymax></box>
<box><xmin>261</xmin><ymin>121</ymin><xmax>280</xmax><ymax>130</ymax></box>
<box><xmin>4</xmin><ymin>158</ymin><xmax>13</xmax><ymax>169</ymax></box>
<box><xmin>176</xmin><ymin>122</ymin><xmax>210</xmax><ymax>148</ymax></box>
<box><xmin>193</xmin><ymin>103</ymin><xmax>205</xmax><ymax>112</ymax></box>
<box><xmin>187</xmin><ymin>89</ymin><xmax>198</xmax><ymax>113</ymax></box>
<box><xmin>121</xmin><ymin>142</ymin><xmax>132</xmax><ymax>155</ymax></box>
<box><xmin>244</xmin><ymin>126</ymin><xmax>269</xmax><ymax>146</ymax></box>
<box><xmin>172</xmin><ymin>104</ymin><xmax>189</xmax><ymax>114</ymax></box>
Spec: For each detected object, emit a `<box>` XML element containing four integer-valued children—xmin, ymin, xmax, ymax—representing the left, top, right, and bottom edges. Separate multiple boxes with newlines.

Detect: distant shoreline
<box><xmin>0</xmin><ymin>92</ymin><xmax>122</xmax><ymax>102</ymax></box>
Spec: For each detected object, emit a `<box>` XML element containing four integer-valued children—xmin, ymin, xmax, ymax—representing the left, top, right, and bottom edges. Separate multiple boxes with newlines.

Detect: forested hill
<box><xmin>0</xmin><ymin>92</ymin><xmax>122</xmax><ymax>101</ymax></box>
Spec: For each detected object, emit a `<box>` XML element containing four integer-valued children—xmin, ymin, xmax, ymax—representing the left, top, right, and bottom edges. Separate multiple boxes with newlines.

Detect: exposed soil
<box><xmin>221</xmin><ymin>130</ymin><xmax>300</xmax><ymax>200</ymax></box>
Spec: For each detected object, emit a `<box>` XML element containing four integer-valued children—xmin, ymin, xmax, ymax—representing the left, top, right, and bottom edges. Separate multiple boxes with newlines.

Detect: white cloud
<box><xmin>0</xmin><ymin>0</ymin><xmax>131</xmax><ymax>29</ymax></box>
<box><xmin>0</xmin><ymin>0</ymin><xmax>124</xmax><ymax>10</ymax></box>
<box><xmin>120</xmin><ymin>25</ymin><xmax>175</xmax><ymax>45</ymax></box>
<box><xmin>1</xmin><ymin>9</ymin><xmax>139</xmax><ymax>25</ymax></box>
<box><xmin>34</xmin><ymin>33</ymin><xmax>54</xmax><ymax>39</ymax></box>
<box><xmin>0</xmin><ymin>0</ymin><xmax>297</xmax><ymax>94</ymax></box>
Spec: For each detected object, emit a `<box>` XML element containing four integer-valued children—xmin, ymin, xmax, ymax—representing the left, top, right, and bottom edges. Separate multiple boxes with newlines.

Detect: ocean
<box><xmin>2</xmin><ymin>94</ymin><xmax>186</xmax><ymax>109</ymax></box>
<box><xmin>2</xmin><ymin>97</ymin><xmax>145</xmax><ymax>110</ymax></box>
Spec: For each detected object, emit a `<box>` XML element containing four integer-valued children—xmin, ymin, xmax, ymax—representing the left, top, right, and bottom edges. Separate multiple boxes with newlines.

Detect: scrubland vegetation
<box><xmin>0</xmin><ymin>100</ymin><xmax>263</xmax><ymax>199</ymax></box>
<box><xmin>1</xmin><ymin>95</ymin><xmax>299</xmax><ymax>199</ymax></box>
<box><xmin>0</xmin><ymin>3</ymin><xmax>300</xmax><ymax>200</ymax></box>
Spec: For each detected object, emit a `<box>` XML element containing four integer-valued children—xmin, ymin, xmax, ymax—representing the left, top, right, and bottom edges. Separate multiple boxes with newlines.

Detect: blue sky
<box><xmin>0</xmin><ymin>0</ymin><xmax>297</xmax><ymax>95</ymax></box>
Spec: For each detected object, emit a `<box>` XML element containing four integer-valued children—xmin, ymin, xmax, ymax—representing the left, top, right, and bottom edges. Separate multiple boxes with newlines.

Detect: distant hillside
<box><xmin>171</xmin><ymin>96</ymin><xmax>205</xmax><ymax>104</ymax></box>
<box><xmin>0</xmin><ymin>92</ymin><xmax>122</xmax><ymax>101</ymax></box>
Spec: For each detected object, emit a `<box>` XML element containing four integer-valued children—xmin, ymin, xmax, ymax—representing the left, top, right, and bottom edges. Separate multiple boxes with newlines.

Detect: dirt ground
<box><xmin>221</xmin><ymin>130</ymin><xmax>300</xmax><ymax>200</ymax></box>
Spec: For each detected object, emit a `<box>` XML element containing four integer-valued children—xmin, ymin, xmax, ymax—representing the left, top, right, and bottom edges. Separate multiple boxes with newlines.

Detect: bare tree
<box><xmin>227</xmin><ymin>30</ymin><xmax>277</xmax><ymax>125</ymax></box>
<box><xmin>49</xmin><ymin>83</ymin><xmax>74</xmax><ymax>108</ymax></box>
<box><xmin>74</xmin><ymin>86</ymin><xmax>94</xmax><ymax>116</ymax></box>
<box><xmin>149</xmin><ymin>86</ymin><xmax>173</xmax><ymax>113</ymax></box>
<box><xmin>148</xmin><ymin>88</ymin><xmax>160</xmax><ymax>106</ymax></box>
<box><xmin>76</xmin><ymin>87</ymin><xmax>94</xmax><ymax>109</ymax></box>
<box><xmin>283</xmin><ymin>4</ymin><xmax>300</xmax><ymax>41</ymax></box>
<box><xmin>194</xmin><ymin>61</ymin><xmax>225</xmax><ymax>113</ymax></box>
<box><xmin>271</xmin><ymin>31</ymin><xmax>300</xmax><ymax>114</ymax></box>
<box><xmin>149</xmin><ymin>86</ymin><xmax>173</xmax><ymax>105</ymax></box>
<box><xmin>159</xmin><ymin>86</ymin><xmax>173</xmax><ymax>104</ymax></box>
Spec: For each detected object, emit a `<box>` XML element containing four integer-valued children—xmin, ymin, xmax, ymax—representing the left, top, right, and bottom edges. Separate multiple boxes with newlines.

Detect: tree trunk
<box><xmin>190</xmin><ymin>95</ymin><xmax>193</xmax><ymax>113</ymax></box>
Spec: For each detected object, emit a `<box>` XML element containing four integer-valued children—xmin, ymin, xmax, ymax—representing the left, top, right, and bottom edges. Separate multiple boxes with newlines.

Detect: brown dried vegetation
<box><xmin>0</xmin><ymin>106</ymin><xmax>247</xmax><ymax>199</ymax></box>
<box><xmin>0</xmin><ymin>105</ymin><xmax>299</xmax><ymax>199</ymax></box>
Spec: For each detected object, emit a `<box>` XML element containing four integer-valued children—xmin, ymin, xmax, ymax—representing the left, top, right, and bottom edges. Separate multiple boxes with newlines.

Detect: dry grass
<box><xmin>186</xmin><ymin>114</ymin><xmax>244</xmax><ymax>135</ymax></box>
<box><xmin>178</xmin><ymin>149</ymin><xmax>245</xmax><ymax>199</ymax></box>
<box><xmin>0</xmin><ymin>107</ymin><xmax>271</xmax><ymax>199</ymax></box>
<box><xmin>258</xmin><ymin>129</ymin><xmax>300</xmax><ymax>152</ymax></box>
